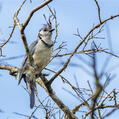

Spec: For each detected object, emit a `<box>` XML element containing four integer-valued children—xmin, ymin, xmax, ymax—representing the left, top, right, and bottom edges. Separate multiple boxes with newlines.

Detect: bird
<box><xmin>18</xmin><ymin>22</ymin><xmax>54</xmax><ymax>109</ymax></box>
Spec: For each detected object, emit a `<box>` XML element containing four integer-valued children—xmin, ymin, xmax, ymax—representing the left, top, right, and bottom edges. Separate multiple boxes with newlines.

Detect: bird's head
<box><xmin>38</xmin><ymin>23</ymin><xmax>54</xmax><ymax>41</ymax></box>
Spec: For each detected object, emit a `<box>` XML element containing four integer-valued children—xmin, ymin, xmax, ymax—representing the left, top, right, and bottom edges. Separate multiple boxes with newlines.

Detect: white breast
<box><xmin>33</xmin><ymin>40</ymin><xmax>53</xmax><ymax>72</ymax></box>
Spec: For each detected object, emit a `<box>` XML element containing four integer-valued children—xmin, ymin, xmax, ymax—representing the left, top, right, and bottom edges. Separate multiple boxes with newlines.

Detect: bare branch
<box><xmin>28</xmin><ymin>97</ymin><xmax>49</xmax><ymax>119</ymax></box>
<box><xmin>47</xmin><ymin>5</ymin><xmax>58</xmax><ymax>43</ymax></box>
<box><xmin>0</xmin><ymin>21</ymin><xmax>16</xmax><ymax>49</ymax></box>
<box><xmin>91</xmin><ymin>45</ymin><xmax>102</xmax><ymax>119</ymax></box>
<box><xmin>14</xmin><ymin>14</ymin><xmax>33</xmax><ymax>65</ymax></box>
<box><xmin>0</xmin><ymin>0</ymin><xmax>27</xmax><ymax>49</ymax></box>
<box><xmin>94</xmin><ymin>0</ymin><xmax>101</xmax><ymax>23</ymax></box>
<box><xmin>102</xmin><ymin>109</ymin><xmax>117</xmax><ymax>119</ymax></box>
<box><xmin>72</xmin><ymin>96</ymin><xmax>92</xmax><ymax>114</ymax></box>
<box><xmin>36</xmin><ymin>76</ymin><xmax>78</xmax><ymax>119</ymax></box>
<box><xmin>23</xmin><ymin>0</ymin><xmax>53</xmax><ymax>31</ymax></box>
<box><xmin>83</xmin><ymin>104</ymin><xmax>119</xmax><ymax>119</ymax></box>
<box><xmin>0</xmin><ymin>65</ymin><xmax>19</xmax><ymax>76</ymax></box>
<box><xmin>54</xmin><ymin>48</ymin><xmax>107</xmax><ymax>57</ymax></box>
<box><xmin>48</xmin><ymin>13</ymin><xmax>119</xmax><ymax>85</ymax></box>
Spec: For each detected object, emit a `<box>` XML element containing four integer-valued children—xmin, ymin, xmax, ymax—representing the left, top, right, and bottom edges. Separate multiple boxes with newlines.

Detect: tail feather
<box><xmin>30</xmin><ymin>81</ymin><xmax>35</xmax><ymax>109</ymax></box>
<box><xmin>25</xmin><ymin>77</ymin><xmax>36</xmax><ymax>109</ymax></box>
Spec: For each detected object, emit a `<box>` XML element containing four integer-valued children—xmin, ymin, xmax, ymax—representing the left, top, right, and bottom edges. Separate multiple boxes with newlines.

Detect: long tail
<box><xmin>29</xmin><ymin>81</ymin><xmax>35</xmax><ymax>108</ymax></box>
<box><xmin>26</xmin><ymin>79</ymin><xmax>36</xmax><ymax>109</ymax></box>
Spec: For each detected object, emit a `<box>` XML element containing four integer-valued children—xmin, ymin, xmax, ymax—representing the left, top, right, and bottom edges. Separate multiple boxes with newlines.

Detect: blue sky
<box><xmin>0</xmin><ymin>0</ymin><xmax>119</xmax><ymax>119</ymax></box>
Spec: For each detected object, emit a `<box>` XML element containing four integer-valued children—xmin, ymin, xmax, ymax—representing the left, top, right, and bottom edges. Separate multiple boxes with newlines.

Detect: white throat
<box><xmin>41</xmin><ymin>35</ymin><xmax>52</xmax><ymax>45</ymax></box>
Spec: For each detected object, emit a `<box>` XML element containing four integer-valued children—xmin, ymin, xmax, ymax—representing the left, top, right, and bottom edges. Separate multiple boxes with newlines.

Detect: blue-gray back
<box><xmin>18</xmin><ymin>40</ymin><xmax>38</xmax><ymax>83</ymax></box>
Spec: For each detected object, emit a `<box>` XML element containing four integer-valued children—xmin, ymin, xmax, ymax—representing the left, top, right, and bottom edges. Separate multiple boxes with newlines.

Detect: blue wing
<box><xmin>18</xmin><ymin>40</ymin><xmax>38</xmax><ymax>84</ymax></box>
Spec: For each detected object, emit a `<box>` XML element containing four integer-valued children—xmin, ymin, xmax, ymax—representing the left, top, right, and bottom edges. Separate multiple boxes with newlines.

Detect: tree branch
<box><xmin>0</xmin><ymin>22</ymin><xmax>16</xmax><ymax>49</ymax></box>
<box><xmin>47</xmin><ymin>14</ymin><xmax>119</xmax><ymax>86</ymax></box>
<box><xmin>0</xmin><ymin>65</ymin><xmax>19</xmax><ymax>76</ymax></box>
<box><xmin>14</xmin><ymin>14</ymin><xmax>33</xmax><ymax>65</ymax></box>
<box><xmin>94</xmin><ymin>0</ymin><xmax>101</xmax><ymax>23</ymax></box>
<box><xmin>36</xmin><ymin>75</ymin><xmax>78</xmax><ymax>119</ymax></box>
<box><xmin>0</xmin><ymin>0</ymin><xmax>27</xmax><ymax>49</ymax></box>
<box><xmin>23</xmin><ymin>0</ymin><xmax>53</xmax><ymax>31</ymax></box>
<box><xmin>83</xmin><ymin>104</ymin><xmax>119</xmax><ymax>119</ymax></box>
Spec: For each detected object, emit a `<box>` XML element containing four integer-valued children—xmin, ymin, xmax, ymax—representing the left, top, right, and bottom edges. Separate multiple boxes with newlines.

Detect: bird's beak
<box><xmin>49</xmin><ymin>28</ymin><xmax>55</xmax><ymax>32</ymax></box>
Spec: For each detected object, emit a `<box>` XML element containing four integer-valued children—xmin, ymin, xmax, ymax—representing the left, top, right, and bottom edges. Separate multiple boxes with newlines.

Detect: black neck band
<box><xmin>38</xmin><ymin>34</ymin><xmax>53</xmax><ymax>48</ymax></box>
<box><xmin>41</xmin><ymin>39</ymin><xmax>53</xmax><ymax>48</ymax></box>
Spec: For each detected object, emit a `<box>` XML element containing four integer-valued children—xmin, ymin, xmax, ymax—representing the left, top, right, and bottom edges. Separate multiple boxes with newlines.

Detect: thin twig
<box><xmin>94</xmin><ymin>0</ymin><xmax>101</xmax><ymax>23</ymax></box>
<box><xmin>0</xmin><ymin>22</ymin><xmax>16</xmax><ymax>48</ymax></box>
<box><xmin>47</xmin><ymin>5</ymin><xmax>58</xmax><ymax>43</ymax></box>
<box><xmin>37</xmin><ymin>75</ymin><xmax>78</xmax><ymax>119</ymax></box>
<box><xmin>0</xmin><ymin>0</ymin><xmax>27</xmax><ymax>49</ymax></box>
<box><xmin>72</xmin><ymin>96</ymin><xmax>92</xmax><ymax>114</ymax></box>
<box><xmin>48</xmin><ymin>13</ymin><xmax>119</xmax><ymax>86</ymax></box>
<box><xmin>83</xmin><ymin>104</ymin><xmax>119</xmax><ymax>119</ymax></box>
<box><xmin>23</xmin><ymin>0</ymin><xmax>53</xmax><ymax>31</ymax></box>
<box><xmin>0</xmin><ymin>65</ymin><xmax>19</xmax><ymax>76</ymax></box>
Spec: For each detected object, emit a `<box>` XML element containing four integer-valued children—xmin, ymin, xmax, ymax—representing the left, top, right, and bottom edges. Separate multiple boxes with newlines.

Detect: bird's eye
<box><xmin>44</xmin><ymin>28</ymin><xmax>47</xmax><ymax>31</ymax></box>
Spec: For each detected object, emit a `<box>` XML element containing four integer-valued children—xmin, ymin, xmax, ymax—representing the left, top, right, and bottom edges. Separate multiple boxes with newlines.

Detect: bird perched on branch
<box><xmin>18</xmin><ymin>21</ymin><xmax>54</xmax><ymax>108</ymax></box>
